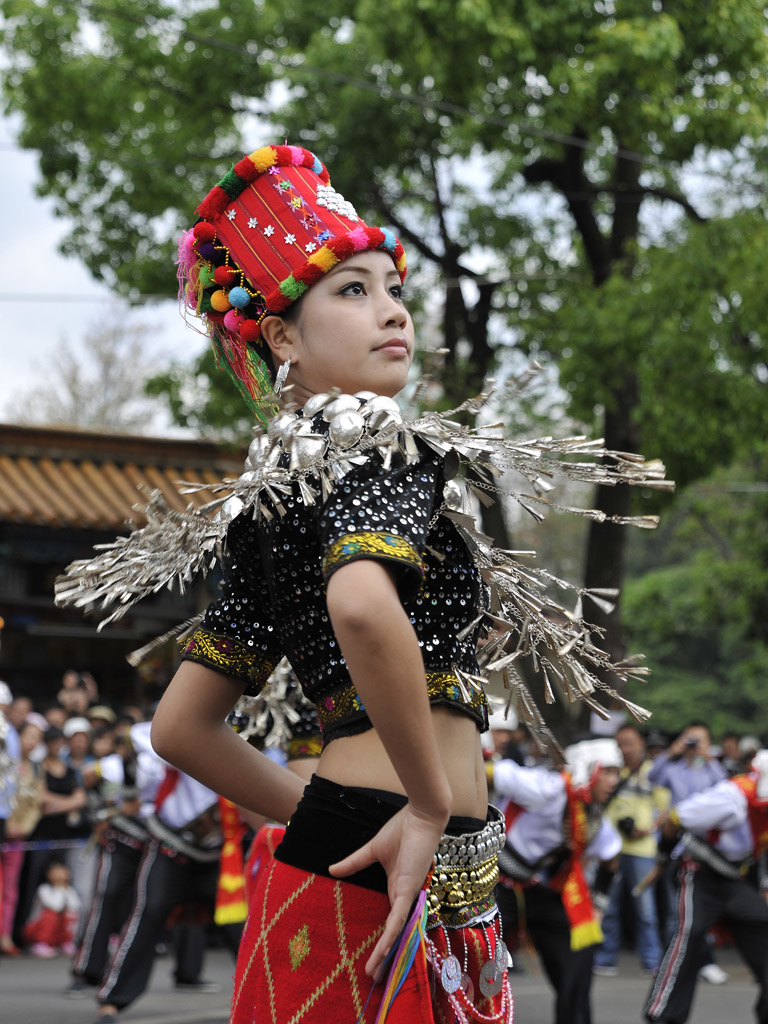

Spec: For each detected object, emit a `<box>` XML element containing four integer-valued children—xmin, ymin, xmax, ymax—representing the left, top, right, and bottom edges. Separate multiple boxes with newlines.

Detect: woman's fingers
<box><xmin>365</xmin><ymin>897</ymin><xmax>410</xmax><ymax>979</ymax></box>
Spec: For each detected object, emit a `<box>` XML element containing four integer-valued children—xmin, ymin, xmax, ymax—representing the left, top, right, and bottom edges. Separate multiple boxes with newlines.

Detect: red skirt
<box><xmin>231</xmin><ymin>858</ymin><xmax>512</xmax><ymax>1024</ymax></box>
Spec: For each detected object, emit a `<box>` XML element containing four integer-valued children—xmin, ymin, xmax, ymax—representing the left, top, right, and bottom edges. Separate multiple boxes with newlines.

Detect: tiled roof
<box><xmin>0</xmin><ymin>424</ymin><xmax>245</xmax><ymax>531</ymax></box>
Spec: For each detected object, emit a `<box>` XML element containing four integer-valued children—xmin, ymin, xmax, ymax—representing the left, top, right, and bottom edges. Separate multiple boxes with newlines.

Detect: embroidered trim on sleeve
<box><xmin>315</xmin><ymin>670</ymin><xmax>487</xmax><ymax>739</ymax></box>
<box><xmin>179</xmin><ymin>629</ymin><xmax>277</xmax><ymax>690</ymax></box>
<box><xmin>322</xmin><ymin>530</ymin><xmax>423</xmax><ymax>580</ymax></box>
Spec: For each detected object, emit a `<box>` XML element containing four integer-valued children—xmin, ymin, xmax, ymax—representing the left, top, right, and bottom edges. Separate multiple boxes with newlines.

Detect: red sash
<box><xmin>502</xmin><ymin>773</ymin><xmax>602</xmax><ymax>951</ymax></box>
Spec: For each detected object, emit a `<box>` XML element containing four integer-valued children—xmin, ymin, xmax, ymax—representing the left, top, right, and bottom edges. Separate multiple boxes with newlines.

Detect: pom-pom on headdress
<box><xmin>178</xmin><ymin>144</ymin><xmax>407</xmax><ymax>423</ymax></box>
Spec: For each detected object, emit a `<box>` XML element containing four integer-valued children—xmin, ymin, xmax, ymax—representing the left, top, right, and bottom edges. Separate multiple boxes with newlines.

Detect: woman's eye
<box><xmin>340</xmin><ymin>282</ymin><xmax>365</xmax><ymax>295</ymax></box>
<box><xmin>390</xmin><ymin>285</ymin><xmax>403</xmax><ymax>300</ymax></box>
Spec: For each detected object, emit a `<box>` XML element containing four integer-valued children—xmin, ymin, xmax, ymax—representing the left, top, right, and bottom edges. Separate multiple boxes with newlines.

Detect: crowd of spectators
<box><xmin>486</xmin><ymin>712</ymin><xmax>765</xmax><ymax>986</ymax></box>
<box><xmin>0</xmin><ymin>673</ymin><xmax>145</xmax><ymax>958</ymax></box>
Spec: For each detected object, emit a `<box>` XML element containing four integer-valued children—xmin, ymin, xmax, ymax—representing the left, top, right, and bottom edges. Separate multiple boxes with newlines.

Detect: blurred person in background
<box><xmin>23</xmin><ymin>859</ymin><xmax>81</xmax><ymax>958</ymax></box>
<box><xmin>593</xmin><ymin>725</ymin><xmax>669</xmax><ymax>977</ymax></box>
<box><xmin>16</xmin><ymin>724</ymin><xmax>88</xmax><ymax>945</ymax></box>
<box><xmin>0</xmin><ymin>718</ymin><xmax>45</xmax><ymax>956</ymax></box>
<box><xmin>64</xmin><ymin>717</ymin><xmax>95</xmax><ymax>775</ymax></box>
<box><xmin>648</xmin><ymin>721</ymin><xmax>729</xmax><ymax>983</ymax></box>
<box><xmin>7</xmin><ymin>693</ymin><xmax>33</xmax><ymax>733</ymax></box>
<box><xmin>645</xmin><ymin>750</ymin><xmax>768</xmax><ymax>1024</ymax></box>
<box><xmin>491</xmin><ymin>738</ymin><xmax>623</xmax><ymax>1024</ymax></box>
<box><xmin>719</xmin><ymin>733</ymin><xmax>742</xmax><ymax>777</ymax></box>
<box><xmin>0</xmin><ymin>681</ymin><xmax>22</xmax><ymax>955</ymax></box>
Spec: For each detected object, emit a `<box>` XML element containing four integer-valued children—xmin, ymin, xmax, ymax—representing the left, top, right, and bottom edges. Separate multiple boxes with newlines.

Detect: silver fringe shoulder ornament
<box><xmin>55</xmin><ymin>371</ymin><xmax>672</xmax><ymax>738</ymax></box>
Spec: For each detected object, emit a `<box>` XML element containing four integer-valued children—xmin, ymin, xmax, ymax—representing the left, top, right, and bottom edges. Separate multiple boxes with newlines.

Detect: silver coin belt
<box><xmin>427</xmin><ymin>805</ymin><xmax>506</xmax><ymax>928</ymax></box>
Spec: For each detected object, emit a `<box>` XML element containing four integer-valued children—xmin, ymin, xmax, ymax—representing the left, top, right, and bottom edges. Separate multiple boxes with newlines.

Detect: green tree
<box><xmin>623</xmin><ymin>448</ymin><xmax>768</xmax><ymax>738</ymax></box>
<box><xmin>3</xmin><ymin>0</ymin><xmax>768</xmax><ymax>689</ymax></box>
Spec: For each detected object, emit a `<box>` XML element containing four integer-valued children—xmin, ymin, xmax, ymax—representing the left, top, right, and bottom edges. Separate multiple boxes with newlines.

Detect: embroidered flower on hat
<box><xmin>284</xmin><ymin>233</ymin><xmax>296</xmax><ymax>245</ymax></box>
<box><xmin>226</xmin><ymin>209</ymin><xmax>236</xmax><ymax>221</ymax></box>
<box><xmin>305</xmin><ymin>242</ymin><xmax>317</xmax><ymax>252</ymax></box>
<box><xmin>248</xmin><ymin>217</ymin><xmax>258</xmax><ymax>228</ymax></box>
<box><xmin>263</xmin><ymin>225</ymin><xmax>275</xmax><ymax>237</ymax></box>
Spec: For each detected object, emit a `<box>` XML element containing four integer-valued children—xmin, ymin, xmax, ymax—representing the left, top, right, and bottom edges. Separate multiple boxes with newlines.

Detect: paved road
<box><xmin>0</xmin><ymin>945</ymin><xmax>758</xmax><ymax>1023</ymax></box>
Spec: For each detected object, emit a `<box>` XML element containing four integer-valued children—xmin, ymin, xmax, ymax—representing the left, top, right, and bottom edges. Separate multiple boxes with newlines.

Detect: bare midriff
<box><xmin>317</xmin><ymin>705</ymin><xmax>488</xmax><ymax>819</ymax></box>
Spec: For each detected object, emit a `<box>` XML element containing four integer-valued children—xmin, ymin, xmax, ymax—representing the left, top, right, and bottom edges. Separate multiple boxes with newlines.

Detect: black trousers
<box><xmin>496</xmin><ymin>881</ymin><xmax>596</xmax><ymax>1024</ymax></box>
<box><xmin>645</xmin><ymin>861</ymin><xmax>768</xmax><ymax>1024</ymax></box>
<box><xmin>97</xmin><ymin>839</ymin><xmax>241</xmax><ymax>1010</ymax></box>
<box><xmin>73</xmin><ymin>832</ymin><xmax>144</xmax><ymax>985</ymax></box>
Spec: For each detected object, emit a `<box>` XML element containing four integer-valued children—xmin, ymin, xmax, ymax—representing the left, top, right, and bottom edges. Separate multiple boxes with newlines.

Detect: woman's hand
<box><xmin>329</xmin><ymin>802</ymin><xmax>445</xmax><ymax>980</ymax></box>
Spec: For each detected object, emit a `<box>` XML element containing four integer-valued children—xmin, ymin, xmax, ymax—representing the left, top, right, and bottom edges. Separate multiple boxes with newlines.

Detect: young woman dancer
<box><xmin>57</xmin><ymin>143</ymin><xmax>667</xmax><ymax>1024</ymax></box>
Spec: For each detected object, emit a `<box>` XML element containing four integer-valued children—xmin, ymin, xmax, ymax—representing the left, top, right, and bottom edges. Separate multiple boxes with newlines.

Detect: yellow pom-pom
<box><xmin>249</xmin><ymin>147</ymin><xmax>278</xmax><ymax>173</ymax></box>
<box><xmin>210</xmin><ymin>289</ymin><xmax>232</xmax><ymax>312</ymax></box>
<box><xmin>308</xmin><ymin>247</ymin><xmax>338</xmax><ymax>272</ymax></box>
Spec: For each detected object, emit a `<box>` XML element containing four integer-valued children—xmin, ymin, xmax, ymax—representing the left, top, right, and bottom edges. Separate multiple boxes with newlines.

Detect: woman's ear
<box><xmin>260</xmin><ymin>315</ymin><xmax>296</xmax><ymax>369</ymax></box>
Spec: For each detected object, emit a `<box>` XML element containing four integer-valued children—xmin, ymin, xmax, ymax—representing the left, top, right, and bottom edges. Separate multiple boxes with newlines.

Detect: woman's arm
<box><xmin>151</xmin><ymin>663</ymin><xmax>307</xmax><ymax>826</ymax></box>
<box><xmin>41</xmin><ymin>787</ymin><xmax>87</xmax><ymax>815</ymax></box>
<box><xmin>324</xmin><ymin>559</ymin><xmax>452</xmax><ymax>978</ymax></box>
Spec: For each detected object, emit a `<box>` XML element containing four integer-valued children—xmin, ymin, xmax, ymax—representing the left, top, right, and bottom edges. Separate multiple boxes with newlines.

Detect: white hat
<box><xmin>565</xmin><ymin>738</ymin><xmax>622</xmax><ymax>788</ymax></box>
<box><xmin>487</xmin><ymin>704</ymin><xmax>518</xmax><ymax>732</ymax></box>
<box><xmin>0</xmin><ymin>681</ymin><xmax>12</xmax><ymax>706</ymax></box>
<box><xmin>739</xmin><ymin>735</ymin><xmax>761</xmax><ymax>756</ymax></box>
<box><xmin>63</xmin><ymin>716</ymin><xmax>92</xmax><ymax>739</ymax></box>
<box><xmin>752</xmin><ymin>750</ymin><xmax>768</xmax><ymax>801</ymax></box>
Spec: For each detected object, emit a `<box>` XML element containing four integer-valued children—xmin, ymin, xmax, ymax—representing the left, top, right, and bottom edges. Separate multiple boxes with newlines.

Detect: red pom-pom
<box><xmin>214</xmin><ymin>266</ymin><xmax>237</xmax><ymax>286</ymax></box>
<box><xmin>234</xmin><ymin>157</ymin><xmax>260</xmax><ymax>182</ymax></box>
<box><xmin>330</xmin><ymin>236</ymin><xmax>355</xmax><ymax>260</ymax></box>
<box><xmin>239</xmin><ymin>320</ymin><xmax>262</xmax><ymax>343</ymax></box>
<box><xmin>273</xmin><ymin>145</ymin><xmax>293</xmax><ymax>166</ymax></box>
<box><xmin>196</xmin><ymin>186</ymin><xmax>230</xmax><ymax>219</ymax></box>
<box><xmin>297</xmin><ymin>263</ymin><xmax>325</xmax><ymax>287</ymax></box>
<box><xmin>193</xmin><ymin>222</ymin><xmax>216</xmax><ymax>242</ymax></box>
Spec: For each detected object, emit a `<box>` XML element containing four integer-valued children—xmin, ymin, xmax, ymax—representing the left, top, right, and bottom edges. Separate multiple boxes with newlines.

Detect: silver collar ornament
<box><xmin>55</xmin><ymin>374</ymin><xmax>672</xmax><ymax>741</ymax></box>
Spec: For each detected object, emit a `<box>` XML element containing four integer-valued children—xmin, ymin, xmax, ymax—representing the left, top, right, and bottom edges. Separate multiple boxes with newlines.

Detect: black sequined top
<box><xmin>180</xmin><ymin>413</ymin><xmax>489</xmax><ymax>745</ymax></box>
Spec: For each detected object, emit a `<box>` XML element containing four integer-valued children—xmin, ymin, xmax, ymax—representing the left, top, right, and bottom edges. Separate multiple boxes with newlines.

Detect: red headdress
<box><xmin>178</xmin><ymin>144</ymin><xmax>407</xmax><ymax>422</ymax></box>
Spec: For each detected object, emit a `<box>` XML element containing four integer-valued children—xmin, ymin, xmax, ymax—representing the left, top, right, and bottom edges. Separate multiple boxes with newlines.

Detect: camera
<box><xmin>616</xmin><ymin>816</ymin><xmax>636</xmax><ymax>838</ymax></box>
<box><xmin>684</xmin><ymin>737</ymin><xmax>699</xmax><ymax>749</ymax></box>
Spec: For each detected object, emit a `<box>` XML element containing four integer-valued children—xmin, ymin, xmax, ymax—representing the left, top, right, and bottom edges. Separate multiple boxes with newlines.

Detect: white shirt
<box><xmin>129</xmin><ymin>721</ymin><xmax>217</xmax><ymax>829</ymax></box>
<box><xmin>493</xmin><ymin>759</ymin><xmax>621</xmax><ymax>864</ymax></box>
<box><xmin>675</xmin><ymin>780</ymin><xmax>754</xmax><ymax>862</ymax></box>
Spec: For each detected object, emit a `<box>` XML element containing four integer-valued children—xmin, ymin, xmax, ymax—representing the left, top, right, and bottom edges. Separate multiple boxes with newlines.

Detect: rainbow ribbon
<box><xmin>373</xmin><ymin>888</ymin><xmax>428</xmax><ymax>1024</ymax></box>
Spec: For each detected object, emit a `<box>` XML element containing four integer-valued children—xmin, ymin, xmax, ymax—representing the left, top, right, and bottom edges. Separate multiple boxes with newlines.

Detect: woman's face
<box><xmin>20</xmin><ymin>724</ymin><xmax>43</xmax><ymax>757</ymax></box>
<box><xmin>268</xmin><ymin>251</ymin><xmax>414</xmax><ymax>401</ymax></box>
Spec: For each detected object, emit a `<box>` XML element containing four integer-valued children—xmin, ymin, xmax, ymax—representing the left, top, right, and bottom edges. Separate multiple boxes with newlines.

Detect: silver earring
<box><xmin>273</xmin><ymin>358</ymin><xmax>291</xmax><ymax>397</ymax></box>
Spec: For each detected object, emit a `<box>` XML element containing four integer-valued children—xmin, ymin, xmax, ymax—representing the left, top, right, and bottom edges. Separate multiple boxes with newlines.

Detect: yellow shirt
<box><xmin>606</xmin><ymin>760</ymin><xmax>670</xmax><ymax>858</ymax></box>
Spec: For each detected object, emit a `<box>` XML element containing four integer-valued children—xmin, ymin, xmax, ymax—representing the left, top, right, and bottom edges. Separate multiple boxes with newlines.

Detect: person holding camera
<box><xmin>649</xmin><ymin>722</ymin><xmax>729</xmax><ymax>983</ymax></box>
<box><xmin>593</xmin><ymin>725</ymin><xmax>670</xmax><ymax>977</ymax></box>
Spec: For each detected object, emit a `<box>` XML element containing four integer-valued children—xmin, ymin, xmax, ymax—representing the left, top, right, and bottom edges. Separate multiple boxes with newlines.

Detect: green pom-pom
<box><xmin>198</xmin><ymin>265</ymin><xmax>216</xmax><ymax>287</ymax></box>
<box><xmin>218</xmin><ymin>169</ymin><xmax>244</xmax><ymax>199</ymax></box>
<box><xmin>279</xmin><ymin>276</ymin><xmax>308</xmax><ymax>301</ymax></box>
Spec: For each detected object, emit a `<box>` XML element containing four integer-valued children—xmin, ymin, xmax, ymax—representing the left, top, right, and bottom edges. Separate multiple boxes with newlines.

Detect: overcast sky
<box><xmin>0</xmin><ymin>115</ymin><xmax>205</xmax><ymax>426</ymax></box>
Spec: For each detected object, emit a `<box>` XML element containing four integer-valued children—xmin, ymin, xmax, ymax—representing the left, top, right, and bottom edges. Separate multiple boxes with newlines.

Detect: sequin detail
<box><xmin>180</xmin><ymin>421</ymin><xmax>488</xmax><ymax>745</ymax></box>
<box><xmin>181</xmin><ymin>629</ymin><xmax>277</xmax><ymax>690</ymax></box>
<box><xmin>322</xmin><ymin>530</ymin><xmax>423</xmax><ymax>581</ymax></box>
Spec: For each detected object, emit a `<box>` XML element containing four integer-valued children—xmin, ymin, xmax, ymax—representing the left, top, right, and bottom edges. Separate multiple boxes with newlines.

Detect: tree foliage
<box><xmin>3</xmin><ymin>0</ymin><xmax>768</xmax><ymax>720</ymax></box>
<box><xmin>623</xmin><ymin>447</ymin><xmax>768</xmax><ymax>738</ymax></box>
